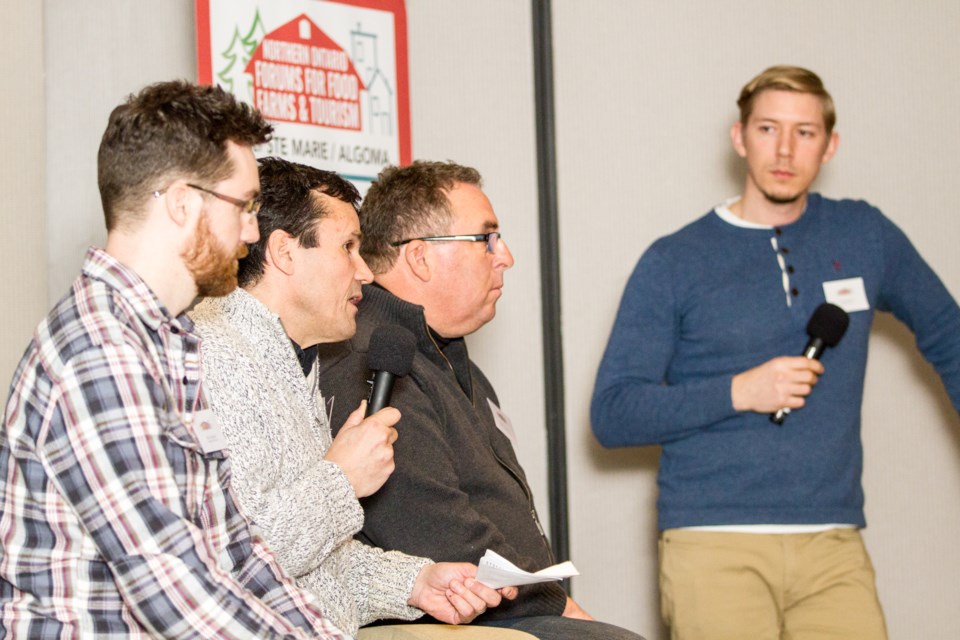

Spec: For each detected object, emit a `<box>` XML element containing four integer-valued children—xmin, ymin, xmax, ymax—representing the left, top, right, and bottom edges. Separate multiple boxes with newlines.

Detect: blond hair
<box><xmin>737</xmin><ymin>65</ymin><xmax>836</xmax><ymax>133</ymax></box>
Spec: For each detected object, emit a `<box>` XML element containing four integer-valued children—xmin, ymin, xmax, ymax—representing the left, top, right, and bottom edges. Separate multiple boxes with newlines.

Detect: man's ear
<box><xmin>162</xmin><ymin>182</ymin><xmax>201</xmax><ymax>228</ymax></box>
<box><xmin>402</xmin><ymin>240</ymin><xmax>432</xmax><ymax>283</ymax></box>
<box><xmin>730</xmin><ymin>121</ymin><xmax>747</xmax><ymax>158</ymax></box>
<box><xmin>266</xmin><ymin>229</ymin><xmax>297</xmax><ymax>276</ymax></box>
<box><xmin>821</xmin><ymin>131</ymin><xmax>840</xmax><ymax>165</ymax></box>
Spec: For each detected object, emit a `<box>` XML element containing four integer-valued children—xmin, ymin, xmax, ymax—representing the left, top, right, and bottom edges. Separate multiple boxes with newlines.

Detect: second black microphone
<box><xmin>366</xmin><ymin>324</ymin><xmax>418</xmax><ymax>416</ymax></box>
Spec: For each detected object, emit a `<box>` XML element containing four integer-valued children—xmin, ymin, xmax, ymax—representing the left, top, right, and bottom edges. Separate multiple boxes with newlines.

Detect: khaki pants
<box><xmin>358</xmin><ymin>625</ymin><xmax>537</xmax><ymax>640</ymax></box>
<box><xmin>659</xmin><ymin>528</ymin><xmax>888</xmax><ymax>640</ymax></box>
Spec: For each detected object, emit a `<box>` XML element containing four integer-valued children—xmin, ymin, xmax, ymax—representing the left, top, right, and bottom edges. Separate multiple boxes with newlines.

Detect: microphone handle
<box><xmin>770</xmin><ymin>337</ymin><xmax>826</xmax><ymax>425</ymax></box>
<box><xmin>366</xmin><ymin>370</ymin><xmax>396</xmax><ymax>416</ymax></box>
<box><xmin>803</xmin><ymin>337</ymin><xmax>826</xmax><ymax>360</ymax></box>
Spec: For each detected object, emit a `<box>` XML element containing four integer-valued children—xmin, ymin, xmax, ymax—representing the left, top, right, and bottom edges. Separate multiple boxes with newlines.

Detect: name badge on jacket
<box><xmin>193</xmin><ymin>409</ymin><xmax>230</xmax><ymax>454</ymax></box>
<box><xmin>823</xmin><ymin>277</ymin><xmax>870</xmax><ymax>313</ymax></box>
<box><xmin>487</xmin><ymin>398</ymin><xmax>518</xmax><ymax>447</ymax></box>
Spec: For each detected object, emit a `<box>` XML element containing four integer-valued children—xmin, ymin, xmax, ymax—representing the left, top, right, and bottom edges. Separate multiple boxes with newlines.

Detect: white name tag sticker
<box><xmin>487</xmin><ymin>398</ymin><xmax>518</xmax><ymax>447</ymax></box>
<box><xmin>823</xmin><ymin>277</ymin><xmax>870</xmax><ymax>313</ymax></box>
<box><xmin>193</xmin><ymin>409</ymin><xmax>230</xmax><ymax>454</ymax></box>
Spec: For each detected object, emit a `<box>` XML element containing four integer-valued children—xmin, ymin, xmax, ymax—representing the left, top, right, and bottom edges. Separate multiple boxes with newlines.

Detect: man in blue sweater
<box><xmin>591</xmin><ymin>65</ymin><xmax>960</xmax><ymax>640</ymax></box>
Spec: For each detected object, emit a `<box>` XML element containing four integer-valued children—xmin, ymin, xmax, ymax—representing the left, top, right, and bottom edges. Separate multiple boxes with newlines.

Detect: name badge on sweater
<box><xmin>823</xmin><ymin>277</ymin><xmax>870</xmax><ymax>313</ymax></box>
<box><xmin>193</xmin><ymin>409</ymin><xmax>230</xmax><ymax>454</ymax></box>
<box><xmin>487</xmin><ymin>398</ymin><xmax>518</xmax><ymax>447</ymax></box>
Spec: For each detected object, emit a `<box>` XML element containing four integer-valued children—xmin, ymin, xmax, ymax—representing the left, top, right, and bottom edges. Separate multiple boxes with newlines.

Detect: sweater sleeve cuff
<box><xmin>362</xmin><ymin>552</ymin><xmax>433</xmax><ymax>625</ymax></box>
<box><xmin>692</xmin><ymin>374</ymin><xmax>739</xmax><ymax>425</ymax></box>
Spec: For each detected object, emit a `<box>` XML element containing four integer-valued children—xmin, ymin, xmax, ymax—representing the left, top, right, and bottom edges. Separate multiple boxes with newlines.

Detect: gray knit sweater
<box><xmin>190</xmin><ymin>289</ymin><xmax>431</xmax><ymax>635</ymax></box>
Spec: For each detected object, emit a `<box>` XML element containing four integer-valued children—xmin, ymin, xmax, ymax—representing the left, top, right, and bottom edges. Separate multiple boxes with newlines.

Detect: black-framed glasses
<box><xmin>186</xmin><ymin>183</ymin><xmax>260</xmax><ymax>216</ymax></box>
<box><xmin>390</xmin><ymin>232</ymin><xmax>502</xmax><ymax>254</ymax></box>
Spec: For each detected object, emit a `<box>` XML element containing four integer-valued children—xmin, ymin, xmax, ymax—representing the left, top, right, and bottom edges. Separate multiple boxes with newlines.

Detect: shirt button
<box><xmin>791</xmin><ymin>287</ymin><xmax>799</xmax><ymax>296</ymax></box>
<box><xmin>170</xmin><ymin>326</ymin><xmax>180</xmax><ymax>335</ymax></box>
<box><xmin>787</xmin><ymin>265</ymin><xmax>795</xmax><ymax>274</ymax></box>
<box><xmin>774</xmin><ymin>227</ymin><xmax>783</xmax><ymax>236</ymax></box>
<box><xmin>182</xmin><ymin>376</ymin><xmax>189</xmax><ymax>385</ymax></box>
<box><xmin>781</xmin><ymin>247</ymin><xmax>790</xmax><ymax>255</ymax></box>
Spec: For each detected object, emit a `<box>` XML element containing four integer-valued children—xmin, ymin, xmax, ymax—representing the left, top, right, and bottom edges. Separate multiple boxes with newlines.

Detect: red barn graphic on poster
<box><xmin>245</xmin><ymin>15</ymin><xmax>366</xmax><ymax>130</ymax></box>
<box><xmin>196</xmin><ymin>0</ymin><xmax>410</xmax><ymax>190</ymax></box>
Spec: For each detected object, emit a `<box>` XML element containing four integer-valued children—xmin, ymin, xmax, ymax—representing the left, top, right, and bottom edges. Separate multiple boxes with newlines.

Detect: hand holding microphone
<box><xmin>770</xmin><ymin>303</ymin><xmax>849</xmax><ymax>424</ymax></box>
<box><xmin>731</xmin><ymin>303</ymin><xmax>849</xmax><ymax>424</ymax></box>
<box><xmin>325</xmin><ymin>325</ymin><xmax>417</xmax><ymax>498</ymax></box>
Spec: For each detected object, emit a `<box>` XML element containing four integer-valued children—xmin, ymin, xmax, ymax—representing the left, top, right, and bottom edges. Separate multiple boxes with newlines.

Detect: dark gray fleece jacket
<box><xmin>317</xmin><ymin>284</ymin><xmax>567</xmax><ymax>624</ymax></box>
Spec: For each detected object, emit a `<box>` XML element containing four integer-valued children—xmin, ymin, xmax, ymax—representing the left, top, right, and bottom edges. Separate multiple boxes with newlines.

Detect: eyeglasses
<box><xmin>390</xmin><ymin>232</ymin><xmax>502</xmax><ymax>254</ymax></box>
<box><xmin>153</xmin><ymin>184</ymin><xmax>260</xmax><ymax>216</ymax></box>
<box><xmin>186</xmin><ymin>183</ymin><xmax>260</xmax><ymax>216</ymax></box>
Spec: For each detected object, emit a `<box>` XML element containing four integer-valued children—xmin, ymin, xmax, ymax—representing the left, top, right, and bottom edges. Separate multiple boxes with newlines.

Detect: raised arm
<box><xmin>874</xmin><ymin>213</ymin><xmax>960</xmax><ymax>411</ymax></box>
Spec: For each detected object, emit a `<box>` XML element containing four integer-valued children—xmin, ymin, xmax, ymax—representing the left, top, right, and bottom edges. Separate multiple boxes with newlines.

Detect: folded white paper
<box><xmin>475</xmin><ymin>549</ymin><xmax>579</xmax><ymax>589</ymax></box>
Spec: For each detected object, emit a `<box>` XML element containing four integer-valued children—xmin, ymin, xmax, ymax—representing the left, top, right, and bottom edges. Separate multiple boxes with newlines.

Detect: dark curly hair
<box><xmin>97</xmin><ymin>80</ymin><xmax>272</xmax><ymax>231</ymax></box>
<box><xmin>238</xmin><ymin>156</ymin><xmax>361</xmax><ymax>287</ymax></box>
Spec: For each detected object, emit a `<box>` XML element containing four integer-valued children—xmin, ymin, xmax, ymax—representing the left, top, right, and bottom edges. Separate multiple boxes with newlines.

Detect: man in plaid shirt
<box><xmin>0</xmin><ymin>81</ymin><xmax>348</xmax><ymax>639</ymax></box>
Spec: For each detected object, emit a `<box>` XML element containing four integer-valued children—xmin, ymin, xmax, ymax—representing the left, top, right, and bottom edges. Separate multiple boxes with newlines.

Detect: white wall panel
<box><xmin>44</xmin><ymin>0</ymin><xmax>196</xmax><ymax>305</ymax></box>
<box><xmin>0</xmin><ymin>1</ymin><xmax>47</xmax><ymax>385</ymax></box>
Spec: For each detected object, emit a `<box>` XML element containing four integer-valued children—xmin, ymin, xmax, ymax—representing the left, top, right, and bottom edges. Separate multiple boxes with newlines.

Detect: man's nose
<box><xmin>240</xmin><ymin>214</ymin><xmax>260</xmax><ymax>244</ymax></box>
<box><xmin>354</xmin><ymin>252</ymin><xmax>374</xmax><ymax>284</ymax></box>
<box><xmin>777</xmin><ymin>131</ymin><xmax>794</xmax><ymax>157</ymax></box>
<box><xmin>496</xmin><ymin>237</ymin><xmax>515</xmax><ymax>269</ymax></box>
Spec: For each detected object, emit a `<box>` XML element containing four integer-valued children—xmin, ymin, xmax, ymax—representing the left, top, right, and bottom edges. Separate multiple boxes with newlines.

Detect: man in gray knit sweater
<box><xmin>190</xmin><ymin>157</ymin><xmax>521</xmax><ymax>639</ymax></box>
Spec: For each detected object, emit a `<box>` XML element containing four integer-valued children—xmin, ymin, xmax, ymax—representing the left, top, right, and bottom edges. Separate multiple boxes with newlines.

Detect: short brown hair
<box><xmin>737</xmin><ymin>65</ymin><xmax>836</xmax><ymax>134</ymax></box>
<box><xmin>359</xmin><ymin>160</ymin><xmax>482</xmax><ymax>274</ymax></box>
<box><xmin>97</xmin><ymin>81</ymin><xmax>272</xmax><ymax>231</ymax></box>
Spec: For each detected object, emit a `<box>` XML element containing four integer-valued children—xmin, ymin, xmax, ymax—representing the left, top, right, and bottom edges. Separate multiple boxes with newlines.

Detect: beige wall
<box><xmin>5</xmin><ymin>1</ymin><xmax>959</xmax><ymax>639</ymax></box>
<box><xmin>44</xmin><ymin>0</ymin><xmax>198</xmax><ymax>304</ymax></box>
<box><xmin>0</xmin><ymin>1</ymin><xmax>47</xmax><ymax>384</ymax></box>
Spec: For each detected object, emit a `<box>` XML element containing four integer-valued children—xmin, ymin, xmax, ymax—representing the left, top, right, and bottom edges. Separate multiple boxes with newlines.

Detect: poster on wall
<box><xmin>196</xmin><ymin>0</ymin><xmax>410</xmax><ymax>190</ymax></box>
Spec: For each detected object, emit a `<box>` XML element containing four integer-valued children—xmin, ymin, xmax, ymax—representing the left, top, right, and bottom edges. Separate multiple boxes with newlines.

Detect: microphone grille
<box><xmin>367</xmin><ymin>324</ymin><xmax>417</xmax><ymax>376</ymax></box>
<box><xmin>807</xmin><ymin>303</ymin><xmax>850</xmax><ymax>347</ymax></box>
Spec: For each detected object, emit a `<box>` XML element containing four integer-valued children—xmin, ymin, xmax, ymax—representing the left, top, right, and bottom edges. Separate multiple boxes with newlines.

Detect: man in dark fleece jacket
<box><xmin>317</xmin><ymin>161</ymin><xmax>644</xmax><ymax>640</ymax></box>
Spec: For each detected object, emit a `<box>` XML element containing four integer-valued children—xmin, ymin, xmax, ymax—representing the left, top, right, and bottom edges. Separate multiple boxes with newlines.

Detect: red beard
<box><xmin>183</xmin><ymin>214</ymin><xmax>246</xmax><ymax>298</ymax></box>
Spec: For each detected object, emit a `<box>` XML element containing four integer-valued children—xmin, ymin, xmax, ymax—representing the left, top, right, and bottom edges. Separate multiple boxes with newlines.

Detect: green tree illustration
<box><xmin>216</xmin><ymin>9</ymin><xmax>267</xmax><ymax>103</ymax></box>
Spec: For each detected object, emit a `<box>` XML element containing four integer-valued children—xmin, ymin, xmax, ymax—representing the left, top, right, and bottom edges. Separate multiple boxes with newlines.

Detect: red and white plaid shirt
<box><xmin>0</xmin><ymin>247</ymin><xmax>348</xmax><ymax>639</ymax></box>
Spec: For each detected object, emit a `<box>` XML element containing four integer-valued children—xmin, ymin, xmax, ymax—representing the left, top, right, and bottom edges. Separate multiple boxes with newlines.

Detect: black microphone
<box><xmin>365</xmin><ymin>324</ymin><xmax>417</xmax><ymax>416</ymax></box>
<box><xmin>771</xmin><ymin>302</ymin><xmax>850</xmax><ymax>425</ymax></box>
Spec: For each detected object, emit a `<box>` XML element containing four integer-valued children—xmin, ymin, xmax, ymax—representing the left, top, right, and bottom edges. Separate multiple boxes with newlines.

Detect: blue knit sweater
<box><xmin>591</xmin><ymin>194</ymin><xmax>960</xmax><ymax>530</ymax></box>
